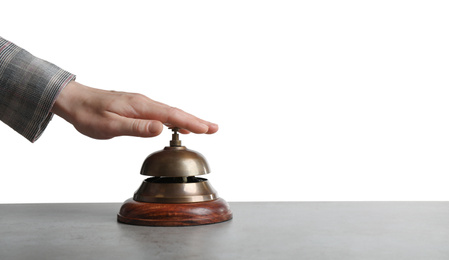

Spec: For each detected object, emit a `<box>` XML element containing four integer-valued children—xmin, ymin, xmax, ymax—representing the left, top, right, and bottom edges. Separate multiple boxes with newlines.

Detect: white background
<box><xmin>1</xmin><ymin>0</ymin><xmax>448</xmax><ymax>203</ymax></box>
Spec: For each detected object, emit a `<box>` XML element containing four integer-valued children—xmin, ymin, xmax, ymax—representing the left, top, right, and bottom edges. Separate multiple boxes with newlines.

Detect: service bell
<box><xmin>117</xmin><ymin>127</ymin><xmax>232</xmax><ymax>226</ymax></box>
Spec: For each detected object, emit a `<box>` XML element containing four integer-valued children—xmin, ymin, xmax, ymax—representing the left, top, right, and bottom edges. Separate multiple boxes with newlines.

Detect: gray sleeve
<box><xmin>0</xmin><ymin>36</ymin><xmax>76</xmax><ymax>142</ymax></box>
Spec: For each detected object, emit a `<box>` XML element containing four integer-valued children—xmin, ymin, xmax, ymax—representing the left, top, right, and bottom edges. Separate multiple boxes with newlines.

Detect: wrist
<box><xmin>51</xmin><ymin>80</ymin><xmax>83</xmax><ymax>123</ymax></box>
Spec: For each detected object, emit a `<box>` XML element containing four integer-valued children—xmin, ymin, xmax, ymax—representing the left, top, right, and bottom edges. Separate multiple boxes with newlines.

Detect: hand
<box><xmin>51</xmin><ymin>81</ymin><xmax>218</xmax><ymax>139</ymax></box>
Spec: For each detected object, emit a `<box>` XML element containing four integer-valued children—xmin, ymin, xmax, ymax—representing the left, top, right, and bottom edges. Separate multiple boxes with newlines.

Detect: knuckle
<box><xmin>128</xmin><ymin>93</ymin><xmax>148</xmax><ymax>104</ymax></box>
<box><xmin>167</xmin><ymin>106</ymin><xmax>183</xmax><ymax>118</ymax></box>
<box><xmin>131</xmin><ymin>119</ymin><xmax>143</xmax><ymax>134</ymax></box>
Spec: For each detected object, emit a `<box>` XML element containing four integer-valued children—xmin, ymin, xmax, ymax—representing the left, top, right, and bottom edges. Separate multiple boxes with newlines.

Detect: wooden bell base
<box><xmin>117</xmin><ymin>198</ymin><xmax>233</xmax><ymax>226</ymax></box>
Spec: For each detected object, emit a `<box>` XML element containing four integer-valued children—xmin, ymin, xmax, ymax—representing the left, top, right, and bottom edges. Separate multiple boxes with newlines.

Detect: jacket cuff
<box><xmin>0</xmin><ymin>37</ymin><xmax>76</xmax><ymax>142</ymax></box>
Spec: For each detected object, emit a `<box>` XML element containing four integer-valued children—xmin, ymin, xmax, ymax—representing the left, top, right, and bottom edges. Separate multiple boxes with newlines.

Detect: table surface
<box><xmin>1</xmin><ymin>202</ymin><xmax>448</xmax><ymax>260</ymax></box>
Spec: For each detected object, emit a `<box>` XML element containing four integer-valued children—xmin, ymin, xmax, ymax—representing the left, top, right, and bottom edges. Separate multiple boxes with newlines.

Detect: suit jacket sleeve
<box><xmin>0</xmin><ymin>36</ymin><xmax>76</xmax><ymax>142</ymax></box>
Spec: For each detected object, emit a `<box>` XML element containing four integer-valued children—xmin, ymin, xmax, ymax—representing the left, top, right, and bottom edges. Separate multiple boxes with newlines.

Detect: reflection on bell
<box><xmin>117</xmin><ymin>127</ymin><xmax>233</xmax><ymax>226</ymax></box>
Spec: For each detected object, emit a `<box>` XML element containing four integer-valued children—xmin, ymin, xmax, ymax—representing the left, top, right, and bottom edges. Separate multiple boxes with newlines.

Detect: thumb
<box><xmin>119</xmin><ymin>118</ymin><xmax>164</xmax><ymax>138</ymax></box>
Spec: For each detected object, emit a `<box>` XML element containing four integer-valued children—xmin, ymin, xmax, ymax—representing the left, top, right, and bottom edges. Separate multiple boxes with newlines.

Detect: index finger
<box><xmin>129</xmin><ymin>96</ymin><xmax>218</xmax><ymax>134</ymax></box>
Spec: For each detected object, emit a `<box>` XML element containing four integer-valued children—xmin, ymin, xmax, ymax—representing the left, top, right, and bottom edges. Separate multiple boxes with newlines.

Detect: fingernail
<box><xmin>199</xmin><ymin>123</ymin><xmax>209</xmax><ymax>133</ymax></box>
<box><xmin>208</xmin><ymin>123</ymin><xmax>218</xmax><ymax>133</ymax></box>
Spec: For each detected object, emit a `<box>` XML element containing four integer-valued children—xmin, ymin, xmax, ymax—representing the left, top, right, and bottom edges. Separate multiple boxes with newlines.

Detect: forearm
<box><xmin>0</xmin><ymin>36</ymin><xmax>75</xmax><ymax>142</ymax></box>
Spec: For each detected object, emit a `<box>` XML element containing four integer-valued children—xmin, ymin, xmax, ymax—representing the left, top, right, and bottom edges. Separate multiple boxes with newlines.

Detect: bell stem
<box><xmin>170</xmin><ymin>127</ymin><xmax>182</xmax><ymax>147</ymax></box>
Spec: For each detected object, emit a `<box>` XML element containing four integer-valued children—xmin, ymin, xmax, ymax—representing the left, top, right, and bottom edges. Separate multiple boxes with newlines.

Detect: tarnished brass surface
<box><xmin>140</xmin><ymin>146</ymin><xmax>210</xmax><ymax>177</ymax></box>
<box><xmin>133</xmin><ymin>177</ymin><xmax>218</xmax><ymax>203</ymax></box>
<box><xmin>169</xmin><ymin>127</ymin><xmax>182</xmax><ymax>147</ymax></box>
<box><xmin>140</xmin><ymin>127</ymin><xmax>211</xmax><ymax>177</ymax></box>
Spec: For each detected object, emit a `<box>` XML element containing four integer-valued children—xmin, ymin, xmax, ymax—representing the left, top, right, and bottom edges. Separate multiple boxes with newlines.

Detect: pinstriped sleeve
<box><xmin>0</xmin><ymin>37</ymin><xmax>76</xmax><ymax>142</ymax></box>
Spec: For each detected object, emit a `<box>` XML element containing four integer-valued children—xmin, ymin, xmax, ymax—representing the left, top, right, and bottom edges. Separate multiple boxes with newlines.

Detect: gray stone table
<box><xmin>1</xmin><ymin>202</ymin><xmax>448</xmax><ymax>260</ymax></box>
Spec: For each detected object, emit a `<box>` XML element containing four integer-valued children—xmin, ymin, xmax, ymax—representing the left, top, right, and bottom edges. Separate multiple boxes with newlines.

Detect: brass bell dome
<box><xmin>140</xmin><ymin>144</ymin><xmax>210</xmax><ymax>177</ymax></box>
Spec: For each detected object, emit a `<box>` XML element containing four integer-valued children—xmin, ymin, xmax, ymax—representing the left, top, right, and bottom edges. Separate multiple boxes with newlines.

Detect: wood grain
<box><xmin>117</xmin><ymin>198</ymin><xmax>233</xmax><ymax>226</ymax></box>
